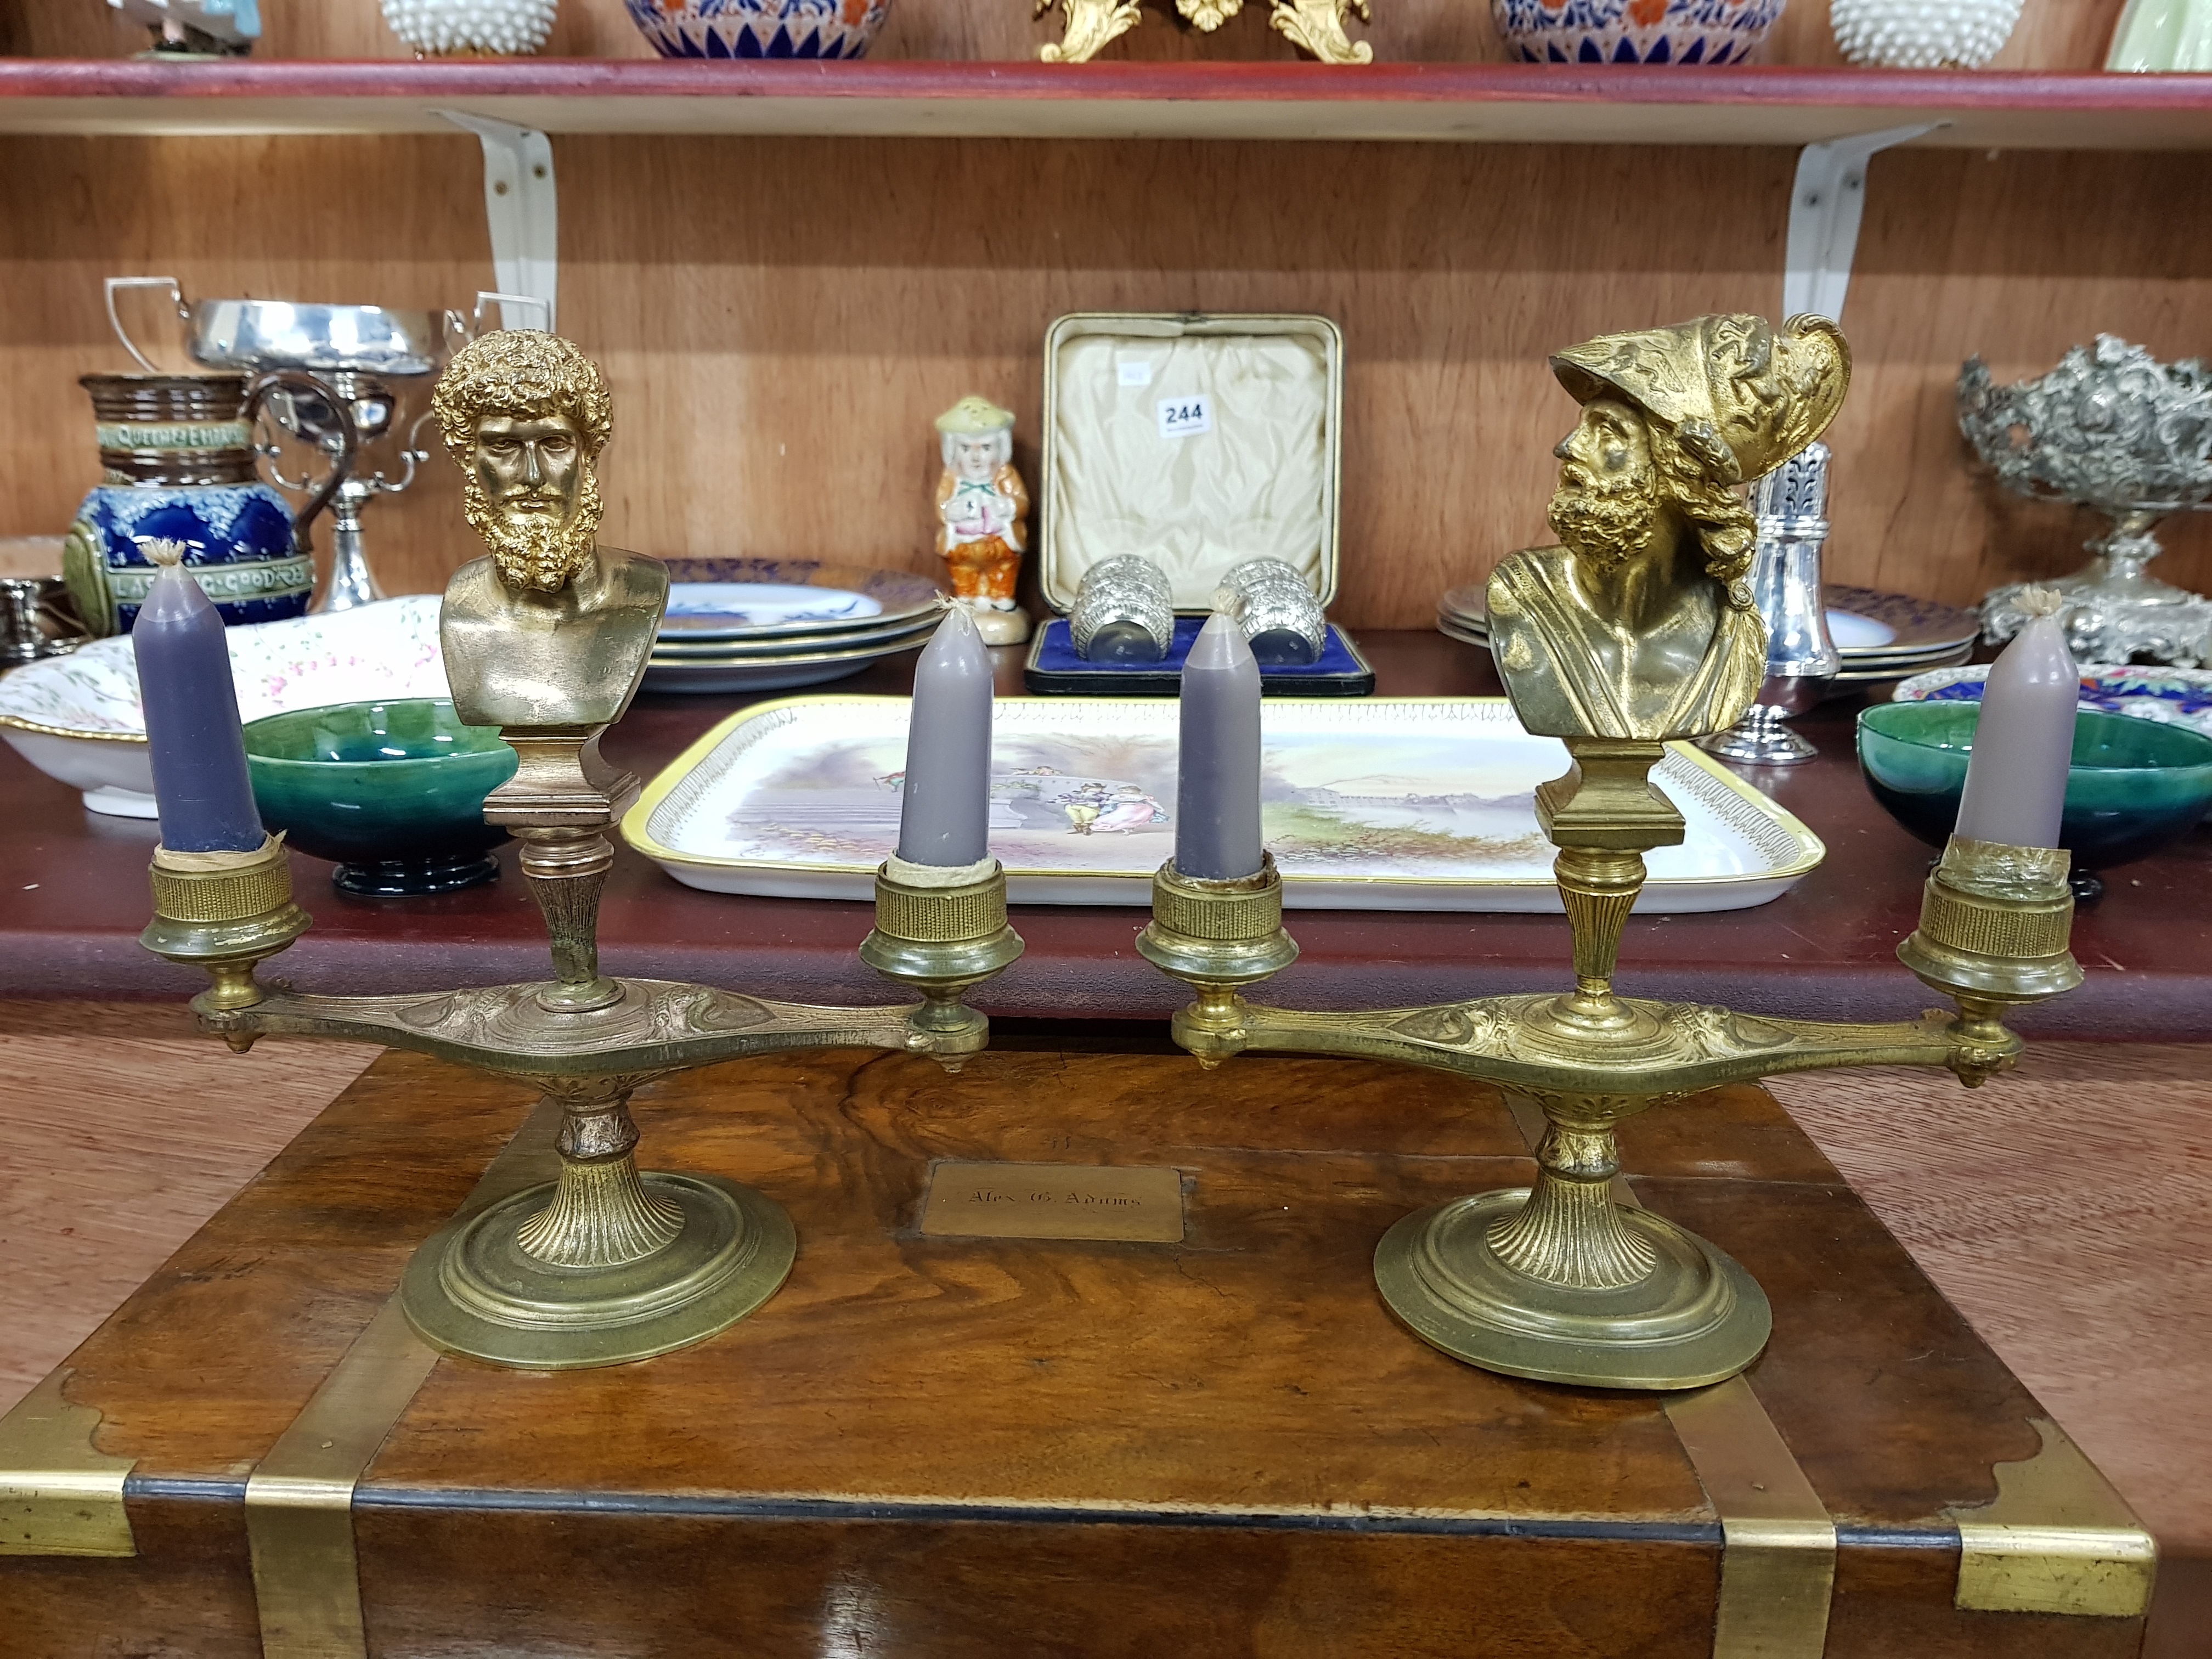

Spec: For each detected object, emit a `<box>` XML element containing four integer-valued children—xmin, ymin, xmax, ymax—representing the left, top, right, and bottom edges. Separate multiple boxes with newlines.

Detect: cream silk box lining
<box><xmin>1047</xmin><ymin>319</ymin><xmax>1335</xmax><ymax>612</ymax></box>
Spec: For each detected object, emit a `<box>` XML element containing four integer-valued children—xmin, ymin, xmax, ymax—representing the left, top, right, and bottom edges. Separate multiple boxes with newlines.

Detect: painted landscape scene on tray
<box><xmin>713</xmin><ymin>727</ymin><xmax>1559</xmax><ymax>878</ymax></box>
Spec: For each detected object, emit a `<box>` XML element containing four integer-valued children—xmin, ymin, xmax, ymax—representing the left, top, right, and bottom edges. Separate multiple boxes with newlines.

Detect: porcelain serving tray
<box><xmin>624</xmin><ymin>696</ymin><xmax>1824</xmax><ymax>912</ymax></box>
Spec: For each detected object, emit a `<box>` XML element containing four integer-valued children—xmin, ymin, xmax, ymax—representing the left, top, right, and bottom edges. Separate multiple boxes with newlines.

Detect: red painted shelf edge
<box><xmin>0</xmin><ymin>57</ymin><xmax>2209</xmax><ymax>114</ymax></box>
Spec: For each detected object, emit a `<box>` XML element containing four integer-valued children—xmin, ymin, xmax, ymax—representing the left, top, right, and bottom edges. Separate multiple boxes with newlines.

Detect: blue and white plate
<box><xmin>663</xmin><ymin>583</ymin><xmax>882</xmax><ymax>631</ymax></box>
<box><xmin>653</xmin><ymin>558</ymin><xmax>945</xmax><ymax>643</ymax></box>
<box><xmin>1895</xmin><ymin>663</ymin><xmax>2212</xmax><ymax>737</ymax></box>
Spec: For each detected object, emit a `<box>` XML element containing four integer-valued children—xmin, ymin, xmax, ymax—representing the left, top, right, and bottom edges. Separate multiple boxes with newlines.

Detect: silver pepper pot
<box><xmin>1699</xmin><ymin>443</ymin><xmax>1840</xmax><ymax>766</ymax></box>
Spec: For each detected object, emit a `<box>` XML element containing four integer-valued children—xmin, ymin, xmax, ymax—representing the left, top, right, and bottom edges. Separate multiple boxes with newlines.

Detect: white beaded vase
<box><xmin>381</xmin><ymin>0</ymin><xmax>558</xmax><ymax>57</ymax></box>
<box><xmin>1829</xmin><ymin>0</ymin><xmax>2024</xmax><ymax>68</ymax></box>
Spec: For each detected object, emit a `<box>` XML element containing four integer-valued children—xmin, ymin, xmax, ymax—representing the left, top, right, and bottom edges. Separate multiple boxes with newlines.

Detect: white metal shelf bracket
<box><xmin>437</xmin><ymin>110</ymin><xmax>558</xmax><ymax>332</ymax></box>
<box><xmin>1782</xmin><ymin>122</ymin><xmax>1941</xmax><ymax>324</ymax></box>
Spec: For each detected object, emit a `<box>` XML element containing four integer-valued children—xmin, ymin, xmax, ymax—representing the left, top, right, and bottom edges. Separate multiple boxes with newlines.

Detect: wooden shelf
<box><xmin>1</xmin><ymin>58</ymin><xmax>2209</xmax><ymax>147</ymax></box>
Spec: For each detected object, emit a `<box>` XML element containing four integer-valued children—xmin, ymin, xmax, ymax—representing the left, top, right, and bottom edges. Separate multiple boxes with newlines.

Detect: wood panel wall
<box><xmin>3</xmin><ymin>0</ymin><xmax>2201</xmax><ymax>629</ymax></box>
<box><xmin>5</xmin><ymin>131</ymin><xmax>2205</xmax><ymax>627</ymax></box>
<box><xmin>2</xmin><ymin>0</ymin><xmax>2134</xmax><ymax>69</ymax></box>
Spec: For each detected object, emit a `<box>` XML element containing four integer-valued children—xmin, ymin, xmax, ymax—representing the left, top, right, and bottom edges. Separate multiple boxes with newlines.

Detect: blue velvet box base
<box><xmin>1024</xmin><ymin>616</ymin><xmax>1375</xmax><ymax>696</ymax></box>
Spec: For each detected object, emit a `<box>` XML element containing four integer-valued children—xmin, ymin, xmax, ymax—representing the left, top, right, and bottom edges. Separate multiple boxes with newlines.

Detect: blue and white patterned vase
<box><xmin>624</xmin><ymin>0</ymin><xmax>893</xmax><ymax>59</ymax></box>
<box><xmin>64</xmin><ymin>373</ymin><xmax>338</xmax><ymax>636</ymax></box>
<box><xmin>1492</xmin><ymin>0</ymin><xmax>1787</xmax><ymax>64</ymax></box>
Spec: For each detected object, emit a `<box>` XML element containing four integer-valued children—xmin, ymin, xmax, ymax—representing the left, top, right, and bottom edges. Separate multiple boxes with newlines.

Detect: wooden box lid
<box><xmin>0</xmin><ymin>1043</ymin><xmax>2153</xmax><ymax>1656</ymax></box>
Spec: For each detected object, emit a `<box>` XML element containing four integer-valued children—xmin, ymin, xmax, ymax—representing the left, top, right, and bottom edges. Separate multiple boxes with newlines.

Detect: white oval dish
<box><xmin>0</xmin><ymin>596</ymin><xmax>449</xmax><ymax>816</ymax></box>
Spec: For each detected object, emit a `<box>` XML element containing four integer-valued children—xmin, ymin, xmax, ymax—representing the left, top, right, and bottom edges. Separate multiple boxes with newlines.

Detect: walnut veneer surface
<box><xmin>0</xmin><ymin>1035</ymin><xmax>2190</xmax><ymax>1654</ymax></box>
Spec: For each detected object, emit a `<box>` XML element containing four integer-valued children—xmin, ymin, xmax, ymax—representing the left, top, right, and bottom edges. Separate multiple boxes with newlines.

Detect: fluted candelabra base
<box><xmin>400</xmin><ymin>1166</ymin><xmax>795</xmax><ymax>1371</ymax></box>
<box><xmin>1373</xmin><ymin>1180</ymin><xmax>1769</xmax><ymax>1391</ymax></box>
<box><xmin>398</xmin><ymin>1073</ymin><xmax>797</xmax><ymax>1369</ymax></box>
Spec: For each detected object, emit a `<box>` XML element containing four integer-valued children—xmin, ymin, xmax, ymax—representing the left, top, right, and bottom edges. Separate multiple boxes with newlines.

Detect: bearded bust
<box><xmin>432</xmin><ymin>331</ymin><xmax>667</xmax><ymax>732</ymax></box>
<box><xmin>1487</xmin><ymin>314</ymin><xmax>1850</xmax><ymax>742</ymax></box>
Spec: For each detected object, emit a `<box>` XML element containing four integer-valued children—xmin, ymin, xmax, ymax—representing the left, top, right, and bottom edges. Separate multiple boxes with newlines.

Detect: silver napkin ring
<box><xmin>1070</xmin><ymin>554</ymin><xmax>1175</xmax><ymax>663</ymax></box>
<box><xmin>1216</xmin><ymin>557</ymin><xmax>1326</xmax><ymax>665</ymax></box>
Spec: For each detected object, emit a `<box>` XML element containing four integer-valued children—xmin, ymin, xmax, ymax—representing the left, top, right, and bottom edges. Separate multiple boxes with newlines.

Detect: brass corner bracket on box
<box><xmin>139</xmin><ymin>733</ymin><xmax>1022</xmax><ymax>1372</ymax></box>
<box><xmin>1140</xmin><ymin>735</ymin><xmax>2085</xmax><ymax>1393</ymax></box>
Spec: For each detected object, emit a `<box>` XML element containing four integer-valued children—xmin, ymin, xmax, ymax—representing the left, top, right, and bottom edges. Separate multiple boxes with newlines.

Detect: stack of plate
<box><xmin>1436</xmin><ymin>582</ymin><xmax>1979</xmax><ymax>689</ymax></box>
<box><xmin>644</xmin><ymin>558</ymin><xmax>948</xmax><ymax>695</ymax></box>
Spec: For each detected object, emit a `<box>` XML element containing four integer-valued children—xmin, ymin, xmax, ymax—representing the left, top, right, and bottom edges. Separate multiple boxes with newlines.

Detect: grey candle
<box><xmin>1176</xmin><ymin>611</ymin><xmax>1265</xmax><ymax>881</ymax></box>
<box><xmin>130</xmin><ymin>540</ymin><xmax>265</xmax><ymax>853</ymax></box>
<box><xmin>895</xmin><ymin>604</ymin><xmax>995</xmax><ymax>867</ymax></box>
<box><xmin>1955</xmin><ymin>588</ymin><xmax>2078</xmax><ymax>850</ymax></box>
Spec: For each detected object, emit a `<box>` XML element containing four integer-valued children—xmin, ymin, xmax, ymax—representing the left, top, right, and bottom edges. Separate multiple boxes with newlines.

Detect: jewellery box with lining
<box><xmin>1023</xmin><ymin>311</ymin><xmax>1374</xmax><ymax>696</ymax></box>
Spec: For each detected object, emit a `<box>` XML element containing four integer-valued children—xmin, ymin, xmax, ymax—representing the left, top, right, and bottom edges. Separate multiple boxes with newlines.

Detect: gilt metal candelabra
<box><xmin>1139</xmin><ymin>743</ymin><xmax>2078</xmax><ymax>1389</ymax></box>
<box><xmin>1143</xmin><ymin>312</ymin><xmax>2084</xmax><ymax>1390</ymax></box>
<box><xmin>137</xmin><ymin>328</ymin><xmax>1022</xmax><ymax>1370</ymax></box>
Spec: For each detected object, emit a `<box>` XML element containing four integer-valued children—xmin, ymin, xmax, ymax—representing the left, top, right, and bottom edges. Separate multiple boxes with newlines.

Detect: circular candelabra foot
<box><xmin>1373</xmin><ymin>1189</ymin><xmax>1771</xmax><ymax>1390</ymax></box>
<box><xmin>400</xmin><ymin>1172</ymin><xmax>795</xmax><ymax>1370</ymax></box>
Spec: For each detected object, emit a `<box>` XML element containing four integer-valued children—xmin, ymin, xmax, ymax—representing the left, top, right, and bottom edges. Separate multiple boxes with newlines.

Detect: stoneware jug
<box><xmin>64</xmin><ymin>370</ymin><xmax>354</xmax><ymax>636</ymax></box>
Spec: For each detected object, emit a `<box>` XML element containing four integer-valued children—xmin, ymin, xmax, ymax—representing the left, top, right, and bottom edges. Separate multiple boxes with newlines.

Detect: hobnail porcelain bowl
<box><xmin>1829</xmin><ymin>0</ymin><xmax>2023</xmax><ymax>69</ymax></box>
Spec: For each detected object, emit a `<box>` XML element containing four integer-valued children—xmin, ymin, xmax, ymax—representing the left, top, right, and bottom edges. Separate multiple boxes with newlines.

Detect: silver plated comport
<box><xmin>1962</xmin><ymin>336</ymin><xmax>2212</xmax><ymax>667</ymax></box>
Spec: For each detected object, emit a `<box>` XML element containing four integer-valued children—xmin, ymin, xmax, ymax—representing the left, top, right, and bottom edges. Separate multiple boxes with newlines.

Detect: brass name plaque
<box><xmin>921</xmin><ymin>1162</ymin><xmax>1184</xmax><ymax>1243</ymax></box>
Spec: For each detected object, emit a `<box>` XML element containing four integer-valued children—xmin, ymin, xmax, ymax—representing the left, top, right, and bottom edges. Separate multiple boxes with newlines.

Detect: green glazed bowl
<box><xmin>243</xmin><ymin>698</ymin><xmax>518</xmax><ymax>897</ymax></box>
<box><xmin>1856</xmin><ymin>699</ymin><xmax>2212</xmax><ymax>895</ymax></box>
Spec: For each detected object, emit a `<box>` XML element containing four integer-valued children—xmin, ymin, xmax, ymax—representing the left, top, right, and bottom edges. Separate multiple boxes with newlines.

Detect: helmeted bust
<box><xmin>1487</xmin><ymin>313</ymin><xmax>1850</xmax><ymax>741</ymax></box>
<box><xmin>432</xmin><ymin>330</ymin><xmax>667</xmax><ymax>732</ymax></box>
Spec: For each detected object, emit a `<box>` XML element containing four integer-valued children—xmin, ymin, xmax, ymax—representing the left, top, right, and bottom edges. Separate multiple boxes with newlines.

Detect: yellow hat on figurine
<box><xmin>1548</xmin><ymin>313</ymin><xmax>1850</xmax><ymax>487</ymax></box>
<box><xmin>934</xmin><ymin>394</ymin><xmax>1015</xmax><ymax>436</ymax></box>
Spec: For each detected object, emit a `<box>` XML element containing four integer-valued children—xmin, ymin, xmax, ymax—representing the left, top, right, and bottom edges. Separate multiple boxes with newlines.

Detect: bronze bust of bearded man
<box><xmin>1487</xmin><ymin>313</ymin><xmax>1850</xmax><ymax>742</ymax></box>
<box><xmin>433</xmin><ymin>330</ymin><xmax>667</xmax><ymax>732</ymax></box>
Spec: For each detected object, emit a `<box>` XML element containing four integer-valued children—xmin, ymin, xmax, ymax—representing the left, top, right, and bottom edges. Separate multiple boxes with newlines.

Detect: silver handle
<box><xmin>471</xmin><ymin>290</ymin><xmax>552</xmax><ymax>334</ymax></box>
<box><xmin>104</xmin><ymin>276</ymin><xmax>190</xmax><ymax>373</ymax></box>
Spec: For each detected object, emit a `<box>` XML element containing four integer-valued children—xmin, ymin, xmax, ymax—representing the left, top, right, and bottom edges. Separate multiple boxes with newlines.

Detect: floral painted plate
<box><xmin>1894</xmin><ymin>663</ymin><xmax>2212</xmax><ymax>737</ymax></box>
<box><xmin>624</xmin><ymin>695</ymin><xmax>1824</xmax><ymax>912</ymax></box>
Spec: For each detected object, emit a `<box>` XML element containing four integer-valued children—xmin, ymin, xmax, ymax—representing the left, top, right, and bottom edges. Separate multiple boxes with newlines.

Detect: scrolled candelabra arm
<box><xmin>138</xmin><ymin>833</ymin><xmax>313</xmax><ymax>1049</ymax></box>
<box><xmin>859</xmin><ymin>855</ymin><xmax>1026</xmax><ymax>1072</ymax></box>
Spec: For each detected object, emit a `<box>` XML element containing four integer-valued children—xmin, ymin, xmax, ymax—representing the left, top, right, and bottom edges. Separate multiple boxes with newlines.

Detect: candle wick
<box><xmin>142</xmin><ymin>539</ymin><xmax>189</xmax><ymax>569</ymax></box>
<box><xmin>2016</xmin><ymin>584</ymin><xmax>2067</xmax><ymax>619</ymax></box>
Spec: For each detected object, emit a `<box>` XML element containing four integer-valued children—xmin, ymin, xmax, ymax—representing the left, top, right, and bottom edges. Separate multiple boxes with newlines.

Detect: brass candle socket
<box><xmin>138</xmin><ymin>833</ymin><xmax>311</xmax><ymax>1042</ymax></box>
<box><xmin>1134</xmin><ymin>855</ymin><xmax>1300</xmax><ymax>1068</ymax></box>
<box><xmin>1141</xmin><ymin>737</ymin><xmax>2083</xmax><ymax>1391</ymax></box>
<box><xmin>141</xmin><ymin>744</ymin><xmax>1024</xmax><ymax>1371</ymax></box>
<box><xmin>859</xmin><ymin>855</ymin><xmax>1026</xmax><ymax>1071</ymax></box>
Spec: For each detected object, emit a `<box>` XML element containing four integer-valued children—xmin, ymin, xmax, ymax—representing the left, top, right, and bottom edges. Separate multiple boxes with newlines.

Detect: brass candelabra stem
<box><xmin>1139</xmin><ymin>736</ymin><xmax>2081</xmax><ymax>1390</ymax></box>
<box><xmin>139</xmin><ymin>731</ymin><xmax>1023</xmax><ymax>1371</ymax></box>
